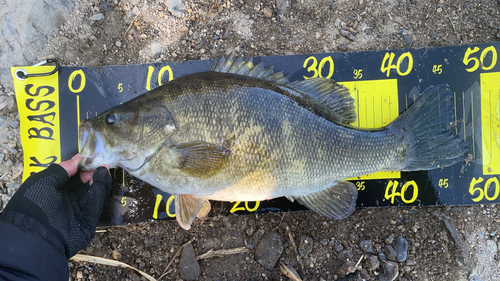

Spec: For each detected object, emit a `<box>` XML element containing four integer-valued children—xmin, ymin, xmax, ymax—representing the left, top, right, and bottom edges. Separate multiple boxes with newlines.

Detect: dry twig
<box><xmin>158</xmin><ymin>238</ymin><xmax>195</xmax><ymax>280</ymax></box>
<box><xmin>195</xmin><ymin>247</ymin><xmax>250</xmax><ymax>260</ymax></box>
<box><xmin>71</xmin><ymin>254</ymin><xmax>156</xmax><ymax>281</ymax></box>
<box><xmin>286</xmin><ymin>226</ymin><xmax>304</xmax><ymax>268</ymax></box>
<box><xmin>279</xmin><ymin>262</ymin><xmax>303</xmax><ymax>281</ymax></box>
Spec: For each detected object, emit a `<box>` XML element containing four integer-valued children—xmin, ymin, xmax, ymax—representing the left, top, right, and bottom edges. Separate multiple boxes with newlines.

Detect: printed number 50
<box><xmin>469</xmin><ymin>177</ymin><xmax>500</xmax><ymax>202</ymax></box>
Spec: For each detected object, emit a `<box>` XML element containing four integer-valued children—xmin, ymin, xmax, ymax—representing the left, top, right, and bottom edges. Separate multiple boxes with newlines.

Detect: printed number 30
<box><xmin>303</xmin><ymin>56</ymin><xmax>334</xmax><ymax>80</ymax></box>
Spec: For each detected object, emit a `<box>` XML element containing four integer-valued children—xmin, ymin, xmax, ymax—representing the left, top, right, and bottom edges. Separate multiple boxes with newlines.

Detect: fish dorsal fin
<box><xmin>211</xmin><ymin>52</ymin><xmax>290</xmax><ymax>84</ymax></box>
<box><xmin>287</xmin><ymin>78</ymin><xmax>357</xmax><ymax>124</ymax></box>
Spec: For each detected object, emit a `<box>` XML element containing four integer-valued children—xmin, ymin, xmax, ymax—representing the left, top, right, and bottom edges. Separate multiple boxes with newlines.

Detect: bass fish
<box><xmin>79</xmin><ymin>54</ymin><xmax>468</xmax><ymax>230</ymax></box>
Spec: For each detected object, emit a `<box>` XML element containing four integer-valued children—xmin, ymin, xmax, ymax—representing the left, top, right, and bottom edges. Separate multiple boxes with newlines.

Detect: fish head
<box><xmin>78</xmin><ymin>103</ymin><xmax>176</xmax><ymax>171</ymax></box>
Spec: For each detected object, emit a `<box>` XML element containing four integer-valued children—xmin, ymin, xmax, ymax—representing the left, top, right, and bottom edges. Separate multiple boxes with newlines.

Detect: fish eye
<box><xmin>105</xmin><ymin>113</ymin><xmax>117</xmax><ymax>126</ymax></box>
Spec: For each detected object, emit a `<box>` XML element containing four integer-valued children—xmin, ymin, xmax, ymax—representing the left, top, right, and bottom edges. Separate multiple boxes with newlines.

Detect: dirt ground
<box><xmin>4</xmin><ymin>0</ymin><xmax>500</xmax><ymax>280</ymax></box>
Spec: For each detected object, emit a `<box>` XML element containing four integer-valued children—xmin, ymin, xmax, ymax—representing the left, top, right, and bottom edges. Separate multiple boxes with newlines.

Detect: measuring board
<box><xmin>10</xmin><ymin>42</ymin><xmax>500</xmax><ymax>226</ymax></box>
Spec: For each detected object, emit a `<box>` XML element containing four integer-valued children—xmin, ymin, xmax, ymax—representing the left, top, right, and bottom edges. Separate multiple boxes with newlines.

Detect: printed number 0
<box><xmin>68</xmin><ymin>70</ymin><xmax>86</xmax><ymax>93</ymax></box>
<box><xmin>303</xmin><ymin>56</ymin><xmax>334</xmax><ymax>79</ymax></box>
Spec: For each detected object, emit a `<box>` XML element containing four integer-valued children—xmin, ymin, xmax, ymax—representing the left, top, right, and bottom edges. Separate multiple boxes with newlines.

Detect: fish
<box><xmin>78</xmin><ymin>53</ymin><xmax>469</xmax><ymax>230</ymax></box>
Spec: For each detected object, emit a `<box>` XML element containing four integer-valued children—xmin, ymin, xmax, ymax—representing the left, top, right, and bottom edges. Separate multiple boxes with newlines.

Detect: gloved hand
<box><xmin>1</xmin><ymin>154</ymin><xmax>112</xmax><ymax>258</ymax></box>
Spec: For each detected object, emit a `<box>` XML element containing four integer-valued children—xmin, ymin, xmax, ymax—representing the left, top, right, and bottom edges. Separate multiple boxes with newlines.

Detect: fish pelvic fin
<box><xmin>289</xmin><ymin>181</ymin><xmax>357</xmax><ymax>219</ymax></box>
<box><xmin>392</xmin><ymin>84</ymin><xmax>469</xmax><ymax>171</ymax></box>
<box><xmin>287</xmin><ymin>78</ymin><xmax>356</xmax><ymax>124</ymax></box>
<box><xmin>211</xmin><ymin>52</ymin><xmax>290</xmax><ymax>84</ymax></box>
<box><xmin>175</xmin><ymin>195</ymin><xmax>211</xmax><ymax>230</ymax></box>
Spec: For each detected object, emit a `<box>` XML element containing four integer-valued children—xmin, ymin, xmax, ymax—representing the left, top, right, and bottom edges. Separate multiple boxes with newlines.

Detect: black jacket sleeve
<box><xmin>0</xmin><ymin>211</ymin><xmax>69</xmax><ymax>280</ymax></box>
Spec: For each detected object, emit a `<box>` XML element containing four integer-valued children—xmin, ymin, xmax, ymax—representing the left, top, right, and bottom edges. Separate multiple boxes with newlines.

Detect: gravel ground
<box><xmin>1</xmin><ymin>0</ymin><xmax>500</xmax><ymax>280</ymax></box>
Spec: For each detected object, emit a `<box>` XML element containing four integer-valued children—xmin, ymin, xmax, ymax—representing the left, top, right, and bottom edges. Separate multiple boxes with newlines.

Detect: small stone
<box><xmin>77</xmin><ymin>271</ymin><xmax>83</xmax><ymax>279</ymax></box>
<box><xmin>406</xmin><ymin>260</ymin><xmax>416</xmax><ymax>266</ymax></box>
<box><xmin>165</xmin><ymin>0</ymin><xmax>186</xmax><ymax>18</ymax></box>
<box><xmin>340</xmin><ymin>29</ymin><xmax>355</xmax><ymax>41</ymax></box>
<box><xmin>298</xmin><ymin>236</ymin><xmax>314</xmax><ymax>257</ymax></box>
<box><xmin>132</xmin><ymin>6</ymin><xmax>140</xmax><ymax>15</ymax></box>
<box><xmin>384</xmin><ymin>245</ymin><xmax>397</xmax><ymax>261</ymax></box>
<box><xmin>263</xmin><ymin>7</ymin><xmax>272</xmax><ymax>18</ymax></box>
<box><xmin>403</xmin><ymin>34</ymin><xmax>412</xmax><ymax>46</ymax></box>
<box><xmin>150</xmin><ymin>42</ymin><xmax>162</xmax><ymax>57</ymax></box>
<box><xmin>140</xmin><ymin>34</ymin><xmax>148</xmax><ymax>39</ymax></box>
<box><xmin>360</xmin><ymin>240</ymin><xmax>375</xmax><ymax>254</ymax></box>
<box><xmin>378</xmin><ymin>260</ymin><xmax>398</xmax><ymax>281</ymax></box>
<box><xmin>385</xmin><ymin>234</ymin><xmax>395</xmax><ymax>245</ymax></box>
<box><xmin>130</xmin><ymin>0</ymin><xmax>140</xmax><ymax>5</ymax></box>
<box><xmin>179</xmin><ymin>243</ymin><xmax>201</xmax><ymax>280</ymax></box>
<box><xmin>0</xmin><ymin>153</ymin><xmax>4</xmax><ymax>165</ymax></box>
<box><xmin>367</xmin><ymin>255</ymin><xmax>380</xmax><ymax>271</ymax></box>
<box><xmin>486</xmin><ymin>240</ymin><xmax>497</xmax><ymax>254</ymax></box>
<box><xmin>112</xmin><ymin>250</ymin><xmax>121</xmax><ymax>260</ymax></box>
<box><xmin>437</xmin><ymin>7</ymin><xmax>442</xmax><ymax>13</ymax></box>
<box><xmin>276</xmin><ymin>0</ymin><xmax>289</xmax><ymax>15</ymax></box>
<box><xmin>180</xmin><ymin>26</ymin><xmax>188</xmax><ymax>32</ymax></box>
<box><xmin>394</xmin><ymin>236</ymin><xmax>408</xmax><ymax>262</ymax></box>
<box><xmin>90</xmin><ymin>13</ymin><xmax>104</xmax><ymax>21</ymax></box>
<box><xmin>115</xmin><ymin>41</ymin><xmax>122</xmax><ymax>47</ymax></box>
<box><xmin>255</xmin><ymin>231</ymin><xmax>283</xmax><ymax>270</ymax></box>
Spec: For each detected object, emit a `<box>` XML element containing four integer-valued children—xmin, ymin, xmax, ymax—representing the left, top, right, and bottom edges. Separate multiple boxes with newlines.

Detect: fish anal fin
<box><xmin>175</xmin><ymin>195</ymin><xmax>210</xmax><ymax>230</ymax></box>
<box><xmin>175</xmin><ymin>141</ymin><xmax>232</xmax><ymax>177</ymax></box>
<box><xmin>290</xmin><ymin>181</ymin><xmax>358</xmax><ymax>219</ymax></box>
<box><xmin>288</xmin><ymin>79</ymin><xmax>357</xmax><ymax>125</ymax></box>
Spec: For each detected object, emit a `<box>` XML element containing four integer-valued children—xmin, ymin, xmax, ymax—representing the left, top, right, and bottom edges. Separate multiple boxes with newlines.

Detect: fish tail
<box><xmin>392</xmin><ymin>84</ymin><xmax>469</xmax><ymax>171</ymax></box>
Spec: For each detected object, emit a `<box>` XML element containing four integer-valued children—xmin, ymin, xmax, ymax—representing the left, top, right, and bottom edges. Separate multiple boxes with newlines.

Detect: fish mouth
<box><xmin>78</xmin><ymin>121</ymin><xmax>107</xmax><ymax>171</ymax></box>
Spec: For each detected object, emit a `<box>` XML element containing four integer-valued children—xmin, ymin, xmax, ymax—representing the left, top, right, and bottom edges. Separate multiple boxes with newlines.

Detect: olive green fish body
<box><xmin>79</xmin><ymin>54</ymin><xmax>468</xmax><ymax>229</ymax></box>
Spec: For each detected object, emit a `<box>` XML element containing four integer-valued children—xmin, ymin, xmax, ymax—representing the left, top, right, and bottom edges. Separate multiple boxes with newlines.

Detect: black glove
<box><xmin>1</xmin><ymin>164</ymin><xmax>112</xmax><ymax>258</ymax></box>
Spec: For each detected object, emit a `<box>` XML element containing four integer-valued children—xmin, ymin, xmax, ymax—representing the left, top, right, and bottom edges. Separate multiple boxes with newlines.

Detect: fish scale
<box><xmin>78</xmin><ymin>54</ymin><xmax>468</xmax><ymax>229</ymax></box>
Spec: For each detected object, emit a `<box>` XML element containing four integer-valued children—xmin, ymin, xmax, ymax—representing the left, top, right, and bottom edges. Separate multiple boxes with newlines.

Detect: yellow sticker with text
<box><xmin>11</xmin><ymin>66</ymin><xmax>61</xmax><ymax>181</ymax></box>
<box><xmin>340</xmin><ymin>79</ymin><xmax>401</xmax><ymax>180</ymax></box>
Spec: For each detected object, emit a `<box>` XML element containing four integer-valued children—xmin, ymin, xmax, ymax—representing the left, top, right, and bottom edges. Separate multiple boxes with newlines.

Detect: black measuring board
<box><xmin>11</xmin><ymin>42</ymin><xmax>500</xmax><ymax>226</ymax></box>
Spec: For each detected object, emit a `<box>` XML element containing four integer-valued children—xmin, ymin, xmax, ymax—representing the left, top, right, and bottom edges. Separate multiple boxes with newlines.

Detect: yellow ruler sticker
<box><xmin>11</xmin><ymin>66</ymin><xmax>61</xmax><ymax>181</ymax></box>
<box><xmin>340</xmin><ymin>79</ymin><xmax>401</xmax><ymax>180</ymax></box>
<box><xmin>480</xmin><ymin>72</ymin><xmax>500</xmax><ymax>175</ymax></box>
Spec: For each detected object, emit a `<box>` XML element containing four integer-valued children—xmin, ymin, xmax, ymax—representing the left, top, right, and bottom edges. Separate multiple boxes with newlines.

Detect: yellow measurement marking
<box><xmin>340</xmin><ymin>79</ymin><xmax>400</xmax><ymax>180</ymax></box>
<box><xmin>480</xmin><ymin>72</ymin><xmax>500</xmax><ymax>175</ymax></box>
<box><xmin>471</xmin><ymin>91</ymin><xmax>475</xmax><ymax>158</ymax></box>
<box><xmin>77</xmin><ymin>95</ymin><xmax>80</xmax><ymax>152</ymax></box>
<box><xmin>123</xmin><ymin>170</ymin><xmax>125</xmax><ymax>186</ymax></box>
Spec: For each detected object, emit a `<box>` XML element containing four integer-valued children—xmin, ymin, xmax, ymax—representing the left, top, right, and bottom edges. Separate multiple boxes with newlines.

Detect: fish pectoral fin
<box><xmin>290</xmin><ymin>181</ymin><xmax>358</xmax><ymax>219</ymax></box>
<box><xmin>175</xmin><ymin>195</ymin><xmax>211</xmax><ymax>230</ymax></box>
<box><xmin>287</xmin><ymin>79</ymin><xmax>356</xmax><ymax>125</ymax></box>
<box><xmin>175</xmin><ymin>141</ymin><xmax>232</xmax><ymax>177</ymax></box>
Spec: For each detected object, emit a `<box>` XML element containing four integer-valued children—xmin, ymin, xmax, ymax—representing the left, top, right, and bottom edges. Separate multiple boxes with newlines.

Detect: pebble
<box><xmin>130</xmin><ymin>0</ymin><xmax>140</xmax><ymax>6</ymax></box>
<box><xmin>360</xmin><ymin>240</ymin><xmax>375</xmax><ymax>254</ymax></box>
<box><xmin>263</xmin><ymin>7</ymin><xmax>272</xmax><ymax>18</ymax></box>
<box><xmin>403</xmin><ymin>34</ymin><xmax>412</xmax><ymax>46</ymax></box>
<box><xmin>112</xmin><ymin>250</ymin><xmax>121</xmax><ymax>260</ymax></box>
<box><xmin>385</xmin><ymin>234</ymin><xmax>395</xmax><ymax>245</ymax></box>
<box><xmin>394</xmin><ymin>236</ymin><xmax>408</xmax><ymax>262</ymax></box>
<box><xmin>486</xmin><ymin>240</ymin><xmax>497</xmax><ymax>255</ymax></box>
<box><xmin>378</xmin><ymin>260</ymin><xmax>398</xmax><ymax>281</ymax></box>
<box><xmin>384</xmin><ymin>245</ymin><xmax>397</xmax><ymax>261</ymax></box>
<box><xmin>276</xmin><ymin>0</ymin><xmax>289</xmax><ymax>15</ymax></box>
<box><xmin>298</xmin><ymin>236</ymin><xmax>314</xmax><ymax>257</ymax></box>
<box><xmin>89</xmin><ymin>13</ymin><xmax>104</xmax><ymax>21</ymax></box>
<box><xmin>165</xmin><ymin>0</ymin><xmax>186</xmax><ymax>18</ymax></box>
<box><xmin>255</xmin><ymin>231</ymin><xmax>283</xmax><ymax>270</ymax></box>
<box><xmin>150</xmin><ymin>42</ymin><xmax>162</xmax><ymax>58</ymax></box>
<box><xmin>115</xmin><ymin>41</ymin><xmax>122</xmax><ymax>47</ymax></box>
<box><xmin>179</xmin><ymin>243</ymin><xmax>201</xmax><ymax>280</ymax></box>
<box><xmin>367</xmin><ymin>255</ymin><xmax>380</xmax><ymax>271</ymax></box>
<box><xmin>0</xmin><ymin>153</ymin><xmax>4</xmax><ymax>165</ymax></box>
<box><xmin>340</xmin><ymin>29</ymin><xmax>355</xmax><ymax>41</ymax></box>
